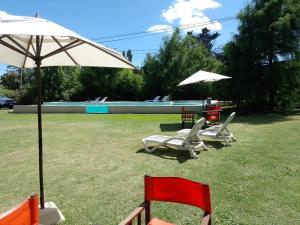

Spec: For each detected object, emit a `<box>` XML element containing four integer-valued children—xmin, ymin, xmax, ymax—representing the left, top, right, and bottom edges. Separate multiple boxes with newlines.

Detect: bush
<box><xmin>0</xmin><ymin>87</ymin><xmax>18</xmax><ymax>100</ymax></box>
<box><xmin>0</xmin><ymin>85</ymin><xmax>37</xmax><ymax>105</ymax></box>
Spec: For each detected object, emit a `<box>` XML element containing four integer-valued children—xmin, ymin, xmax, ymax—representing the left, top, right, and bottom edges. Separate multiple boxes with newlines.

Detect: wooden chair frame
<box><xmin>181</xmin><ymin>107</ymin><xmax>196</xmax><ymax>128</ymax></box>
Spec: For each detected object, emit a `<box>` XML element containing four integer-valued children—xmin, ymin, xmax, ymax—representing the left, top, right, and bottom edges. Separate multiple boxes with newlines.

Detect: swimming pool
<box><xmin>44</xmin><ymin>100</ymin><xmax>206</xmax><ymax>106</ymax></box>
<box><xmin>14</xmin><ymin>100</ymin><xmax>216</xmax><ymax>114</ymax></box>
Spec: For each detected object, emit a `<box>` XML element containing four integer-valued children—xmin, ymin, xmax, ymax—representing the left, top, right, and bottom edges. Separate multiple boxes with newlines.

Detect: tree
<box><xmin>122</xmin><ymin>49</ymin><xmax>133</xmax><ymax>62</ymax></box>
<box><xmin>78</xmin><ymin>67</ymin><xmax>119</xmax><ymax>100</ymax></box>
<box><xmin>223</xmin><ymin>0</ymin><xmax>300</xmax><ymax>111</ymax></box>
<box><xmin>194</xmin><ymin>27</ymin><xmax>220</xmax><ymax>55</ymax></box>
<box><xmin>0</xmin><ymin>72</ymin><xmax>20</xmax><ymax>90</ymax></box>
<box><xmin>114</xmin><ymin>69</ymin><xmax>142</xmax><ymax>100</ymax></box>
<box><xmin>0</xmin><ymin>66</ymin><xmax>21</xmax><ymax>90</ymax></box>
<box><xmin>41</xmin><ymin>66</ymin><xmax>81</xmax><ymax>101</ymax></box>
<box><xmin>142</xmin><ymin>29</ymin><xmax>224</xmax><ymax>100</ymax></box>
<box><xmin>126</xmin><ymin>50</ymin><xmax>133</xmax><ymax>62</ymax></box>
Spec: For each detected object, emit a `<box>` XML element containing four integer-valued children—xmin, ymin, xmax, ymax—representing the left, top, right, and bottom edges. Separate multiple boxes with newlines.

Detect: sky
<box><xmin>0</xmin><ymin>0</ymin><xmax>249</xmax><ymax>75</ymax></box>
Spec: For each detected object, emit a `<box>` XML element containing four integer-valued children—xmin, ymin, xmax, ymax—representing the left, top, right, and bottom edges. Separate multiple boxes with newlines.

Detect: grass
<box><xmin>0</xmin><ymin>110</ymin><xmax>299</xmax><ymax>225</ymax></box>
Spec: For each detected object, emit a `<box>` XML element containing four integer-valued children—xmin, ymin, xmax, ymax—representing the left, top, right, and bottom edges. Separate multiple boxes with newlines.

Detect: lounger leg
<box><xmin>196</xmin><ymin>135</ymin><xmax>208</xmax><ymax>151</ymax></box>
<box><xmin>223</xmin><ymin>137</ymin><xmax>231</xmax><ymax>146</ymax></box>
<box><xmin>142</xmin><ymin>140</ymin><xmax>157</xmax><ymax>153</ymax></box>
<box><xmin>231</xmin><ymin>135</ymin><xmax>236</xmax><ymax>142</ymax></box>
<box><xmin>189</xmin><ymin>146</ymin><xmax>199</xmax><ymax>159</ymax></box>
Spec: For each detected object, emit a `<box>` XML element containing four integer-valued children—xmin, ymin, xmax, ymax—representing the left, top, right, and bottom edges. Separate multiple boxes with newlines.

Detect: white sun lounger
<box><xmin>85</xmin><ymin>96</ymin><xmax>101</xmax><ymax>102</ymax></box>
<box><xmin>145</xmin><ymin>96</ymin><xmax>160</xmax><ymax>102</ymax></box>
<box><xmin>142</xmin><ymin>118</ymin><xmax>207</xmax><ymax>159</ymax></box>
<box><xmin>100</xmin><ymin>96</ymin><xmax>108</xmax><ymax>102</ymax></box>
<box><xmin>177</xmin><ymin>112</ymin><xmax>236</xmax><ymax>146</ymax></box>
<box><xmin>159</xmin><ymin>95</ymin><xmax>169</xmax><ymax>102</ymax></box>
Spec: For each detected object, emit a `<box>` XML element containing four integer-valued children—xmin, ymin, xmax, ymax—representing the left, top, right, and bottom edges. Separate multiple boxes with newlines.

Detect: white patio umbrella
<box><xmin>178</xmin><ymin>70</ymin><xmax>231</xmax><ymax>86</ymax></box>
<box><xmin>178</xmin><ymin>70</ymin><xmax>231</xmax><ymax>110</ymax></box>
<box><xmin>0</xmin><ymin>11</ymin><xmax>134</xmax><ymax>211</ymax></box>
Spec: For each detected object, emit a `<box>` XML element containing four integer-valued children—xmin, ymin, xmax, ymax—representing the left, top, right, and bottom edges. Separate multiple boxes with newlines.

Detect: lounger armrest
<box><xmin>200</xmin><ymin>213</ymin><xmax>211</xmax><ymax>225</ymax></box>
<box><xmin>118</xmin><ymin>202</ymin><xmax>146</xmax><ymax>225</ymax></box>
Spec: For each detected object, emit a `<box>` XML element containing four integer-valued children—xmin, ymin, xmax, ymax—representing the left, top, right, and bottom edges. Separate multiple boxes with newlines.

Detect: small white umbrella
<box><xmin>178</xmin><ymin>70</ymin><xmax>231</xmax><ymax>110</ymax></box>
<box><xmin>178</xmin><ymin>70</ymin><xmax>231</xmax><ymax>86</ymax></box>
<box><xmin>0</xmin><ymin>11</ymin><xmax>134</xmax><ymax>210</ymax></box>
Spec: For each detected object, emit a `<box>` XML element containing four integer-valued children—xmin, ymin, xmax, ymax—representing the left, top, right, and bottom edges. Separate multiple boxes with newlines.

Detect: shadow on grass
<box><xmin>221</xmin><ymin>112</ymin><xmax>297</xmax><ymax>125</ymax></box>
<box><xmin>136</xmin><ymin>142</ymin><xmax>228</xmax><ymax>162</ymax></box>
<box><xmin>203</xmin><ymin>140</ymin><xmax>226</xmax><ymax>150</ymax></box>
<box><xmin>160</xmin><ymin>123</ymin><xmax>194</xmax><ymax>132</ymax></box>
<box><xmin>136</xmin><ymin>148</ymin><xmax>192</xmax><ymax>163</ymax></box>
<box><xmin>159</xmin><ymin>113</ymin><xmax>297</xmax><ymax>132</ymax></box>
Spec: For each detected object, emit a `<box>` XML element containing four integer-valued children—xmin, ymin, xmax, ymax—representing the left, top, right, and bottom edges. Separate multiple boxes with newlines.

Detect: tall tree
<box><xmin>0</xmin><ymin>71</ymin><xmax>20</xmax><ymax>90</ymax></box>
<box><xmin>41</xmin><ymin>66</ymin><xmax>81</xmax><ymax>101</ymax></box>
<box><xmin>194</xmin><ymin>27</ymin><xmax>220</xmax><ymax>54</ymax></box>
<box><xmin>114</xmin><ymin>69</ymin><xmax>142</xmax><ymax>100</ymax></box>
<box><xmin>126</xmin><ymin>50</ymin><xmax>133</xmax><ymax>62</ymax></box>
<box><xmin>223</xmin><ymin>0</ymin><xmax>300</xmax><ymax>111</ymax></box>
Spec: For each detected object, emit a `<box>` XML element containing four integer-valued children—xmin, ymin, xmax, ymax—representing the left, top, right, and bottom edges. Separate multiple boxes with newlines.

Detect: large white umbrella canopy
<box><xmin>0</xmin><ymin>11</ymin><xmax>134</xmax><ymax>68</ymax></box>
<box><xmin>178</xmin><ymin>70</ymin><xmax>231</xmax><ymax>86</ymax></box>
<box><xmin>0</xmin><ymin>11</ymin><xmax>134</xmax><ymax>209</ymax></box>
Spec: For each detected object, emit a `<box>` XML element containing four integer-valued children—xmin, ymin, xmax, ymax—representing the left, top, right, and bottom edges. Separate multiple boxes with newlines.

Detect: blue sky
<box><xmin>0</xmin><ymin>0</ymin><xmax>249</xmax><ymax>75</ymax></box>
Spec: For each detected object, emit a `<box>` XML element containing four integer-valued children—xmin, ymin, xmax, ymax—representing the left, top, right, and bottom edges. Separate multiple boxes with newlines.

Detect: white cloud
<box><xmin>148</xmin><ymin>0</ymin><xmax>222</xmax><ymax>34</ymax></box>
<box><xmin>147</xmin><ymin>24</ymin><xmax>173</xmax><ymax>33</ymax></box>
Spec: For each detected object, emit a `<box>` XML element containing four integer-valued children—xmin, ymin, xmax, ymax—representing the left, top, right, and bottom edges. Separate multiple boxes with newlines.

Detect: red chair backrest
<box><xmin>144</xmin><ymin>176</ymin><xmax>211</xmax><ymax>214</ymax></box>
<box><xmin>0</xmin><ymin>195</ymin><xmax>39</xmax><ymax>225</ymax></box>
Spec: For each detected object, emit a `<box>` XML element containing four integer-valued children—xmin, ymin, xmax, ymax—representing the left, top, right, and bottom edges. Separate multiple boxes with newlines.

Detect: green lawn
<box><xmin>0</xmin><ymin>110</ymin><xmax>299</xmax><ymax>225</ymax></box>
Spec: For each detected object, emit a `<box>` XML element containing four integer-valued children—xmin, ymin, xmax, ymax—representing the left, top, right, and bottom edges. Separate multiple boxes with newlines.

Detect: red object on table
<box><xmin>204</xmin><ymin>105</ymin><xmax>221</xmax><ymax>124</ymax></box>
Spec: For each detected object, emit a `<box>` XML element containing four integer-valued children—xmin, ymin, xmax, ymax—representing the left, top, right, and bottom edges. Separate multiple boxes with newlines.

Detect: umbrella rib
<box><xmin>4</xmin><ymin>35</ymin><xmax>35</xmax><ymax>59</ymax></box>
<box><xmin>30</xmin><ymin>41</ymin><xmax>37</xmax><ymax>55</ymax></box>
<box><xmin>22</xmin><ymin>35</ymin><xmax>33</xmax><ymax>68</ymax></box>
<box><xmin>51</xmin><ymin>36</ymin><xmax>79</xmax><ymax>66</ymax></box>
<box><xmin>41</xmin><ymin>39</ymin><xmax>82</xmax><ymax>60</ymax></box>
<box><xmin>0</xmin><ymin>38</ymin><xmax>35</xmax><ymax>60</ymax></box>
<box><xmin>83</xmin><ymin>40</ymin><xmax>136</xmax><ymax>68</ymax></box>
<box><xmin>39</xmin><ymin>36</ymin><xmax>44</xmax><ymax>57</ymax></box>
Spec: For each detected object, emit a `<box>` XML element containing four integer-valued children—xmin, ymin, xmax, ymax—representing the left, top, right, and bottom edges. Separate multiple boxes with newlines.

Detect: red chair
<box><xmin>203</xmin><ymin>105</ymin><xmax>221</xmax><ymax>125</ymax></box>
<box><xmin>119</xmin><ymin>176</ymin><xmax>212</xmax><ymax>225</ymax></box>
<box><xmin>0</xmin><ymin>195</ymin><xmax>39</xmax><ymax>225</ymax></box>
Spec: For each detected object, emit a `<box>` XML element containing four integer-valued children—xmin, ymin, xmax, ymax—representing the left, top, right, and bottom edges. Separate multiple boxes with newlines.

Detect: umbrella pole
<box><xmin>36</xmin><ymin>35</ymin><xmax>45</xmax><ymax>209</ymax></box>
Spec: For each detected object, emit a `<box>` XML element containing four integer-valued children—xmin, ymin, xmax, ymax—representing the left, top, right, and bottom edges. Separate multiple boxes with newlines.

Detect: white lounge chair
<box><xmin>142</xmin><ymin>118</ymin><xmax>207</xmax><ymax>159</ymax></box>
<box><xmin>86</xmin><ymin>96</ymin><xmax>101</xmax><ymax>102</ymax></box>
<box><xmin>100</xmin><ymin>96</ymin><xmax>108</xmax><ymax>102</ymax></box>
<box><xmin>94</xmin><ymin>96</ymin><xmax>102</xmax><ymax>102</ymax></box>
<box><xmin>177</xmin><ymin>112</ymin><xmax>236</xmax><ymax>146</ymax></box>
<box><xmin>159</xmin><ymin>95</ymin><xmax>170</xmax><ymax>102</ymax></box>
<box><xmin>145</xmin><ymin>96</ymin><xmax>160</xmax><ymax>102</ymax></box>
